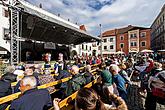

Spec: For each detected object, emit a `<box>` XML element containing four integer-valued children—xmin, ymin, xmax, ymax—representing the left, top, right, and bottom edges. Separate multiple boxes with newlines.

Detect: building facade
<box><xmin>0</xmin><ymin>2</ymin><xmax>10</xmax><ymax>55</ymax></box>
<box><xmin>102</xmin><ymin>29</ymin><xmax>116</xmax><ymax>56</ymax></box>
<box><xmin>103</xmin><ymin>25</ymin><xmax>151</xmax><ymax>55</ymax></box>
<box><xmin>151</xmin><ymin>4</ymin><xmax>165</xmax><ymax>50</ymax></box>
<box><xmin>70</xmin><ymin>42</ymin><xmax>99</xmax><ymax>57</ymax></box>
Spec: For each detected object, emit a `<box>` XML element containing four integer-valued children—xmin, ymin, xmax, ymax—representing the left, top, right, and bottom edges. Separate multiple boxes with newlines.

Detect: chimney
<box><xmin>80</xmin><ymin>25</ymin><xmax>87</xmax><ymax>31</ymax></box>
<box><xmin>128</xmin><ymin>25</ymin><xmax>132</xmax><ymax>27</ymax></box>
<box><xmin>39</xmin><ymin>3</ymin><xmax>42</xmax><ymax>8</ymax></box>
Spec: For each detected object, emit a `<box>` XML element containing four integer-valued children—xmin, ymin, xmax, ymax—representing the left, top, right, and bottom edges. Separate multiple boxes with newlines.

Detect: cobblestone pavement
<box><xmin>127</xmin><ymin>81</ymin><xmax>165</xmax><ymax>110</ymax></box>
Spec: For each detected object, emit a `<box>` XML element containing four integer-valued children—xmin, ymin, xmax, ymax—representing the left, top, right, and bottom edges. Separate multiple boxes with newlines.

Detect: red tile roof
<box><xmin>102</xmin><ymin>25</ymin><xmax>150</xmax><ymax>37</ymax></box>
<box><xmin>102</xmin><ymin>29</ymin><xmax>116</xmax><ymax>37</ymax></box>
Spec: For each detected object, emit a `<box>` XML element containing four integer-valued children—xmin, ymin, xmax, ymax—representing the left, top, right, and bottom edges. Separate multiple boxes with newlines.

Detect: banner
<box><xmin>44</xmin><ymin>42</ymin><xmax>56</xmax><ymax>49</ymax></box>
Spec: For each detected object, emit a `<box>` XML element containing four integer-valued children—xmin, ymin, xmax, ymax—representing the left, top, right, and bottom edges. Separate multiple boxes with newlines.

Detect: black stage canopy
<box><xmin>16</xmin><ymin>0</ymin><xmax>100</xmax><ymax>45</ymax></box>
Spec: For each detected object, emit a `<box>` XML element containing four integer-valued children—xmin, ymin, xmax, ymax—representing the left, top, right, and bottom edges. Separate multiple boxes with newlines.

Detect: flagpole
<box><xmin>99</xmin><ymin>24</ymin><xmax>103</xmax><ymax>57</ymax></box>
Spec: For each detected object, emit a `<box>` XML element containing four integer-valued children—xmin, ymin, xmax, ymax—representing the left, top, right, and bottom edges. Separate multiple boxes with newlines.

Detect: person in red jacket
<box><xmin>145</xmin><ymin>58</ymin><xmax>154</xmax><ymax>73</ymax></box>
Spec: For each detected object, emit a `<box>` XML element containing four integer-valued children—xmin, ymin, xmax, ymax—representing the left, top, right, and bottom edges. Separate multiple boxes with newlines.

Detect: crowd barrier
<box><xmin>0</xmin><ymin>64</ymin><xmax>100</xmax><ymax>110</ymax></box>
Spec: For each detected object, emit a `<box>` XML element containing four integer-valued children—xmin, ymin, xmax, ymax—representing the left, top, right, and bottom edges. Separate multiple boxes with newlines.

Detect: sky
<box><xmin>27</xmin><ymin>0</ymin><xmax>165</xmax><ymax>36</ymax></box>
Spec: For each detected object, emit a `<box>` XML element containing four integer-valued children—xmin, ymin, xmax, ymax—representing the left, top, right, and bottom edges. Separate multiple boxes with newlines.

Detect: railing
<box><xmin>59</xmin><ymin>79</ymin><xmax>98</xmax><ymax>110</ymax></box>
<box><xmin>11</xmin><ymin>64</ymin><xmax>99</xmax><ymax>87</ymax></box>
<box><xmin>0</xmin><ymin>64</ymin><xmax>100</xmax><ymax>107</ymax></box>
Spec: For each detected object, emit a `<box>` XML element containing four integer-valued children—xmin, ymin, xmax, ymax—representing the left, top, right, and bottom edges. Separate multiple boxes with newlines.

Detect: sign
<box><xmin>44</xmin><ymin>42</ymin><xmax>56</xmax><ymax>49</ymax></box>
<box><xmin>0</xmin><ymin>51</ymin><xmax>7</xmax><ymax>54</ymax></box>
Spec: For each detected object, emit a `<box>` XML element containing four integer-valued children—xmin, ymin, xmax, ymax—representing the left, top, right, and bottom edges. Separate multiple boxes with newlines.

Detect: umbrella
<box><xmin>116</xmin><ymin>51</ymin><xmax>124</xmax><ymax>54</ymax></box>
<box><xmin>141</xmin><ymin>49</ymin><xmax>154</xmax><ymax>53</ymax></box>
<box><xmin>158</xmin><ymin>50</ymin><xmax>165</xmax><ymax>52</ymax></box>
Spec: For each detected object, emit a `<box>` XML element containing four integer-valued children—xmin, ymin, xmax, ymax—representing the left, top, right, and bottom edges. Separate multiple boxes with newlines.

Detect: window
<box><xmin>73</xmin><ymin>45</ymin><xmax>76</xmax><ymax>48</ymax></box>
<box><xmin>130</xmin><ymin>33</ymin><xmax>137</xmax><ymax>38</ymax></box>
<box><xmin>130</xmin><ymin>42</ymin><xmax>137</xmax><ymax>46</ymax></box>
<box><xmin>120</xmin><ymin>36</ymin><xmax>124</xmax><ymax>40</ymax></box>
<box><xmin>3</xmin><ymin>8</ymin><xmax>9</xmax><ymax>18</ymax></box>
<box><xmin>82</xmin><ymin>44</ymin><xmax>84</xmax><ymax>50</ymax></box>
<box><xmin>140</xmin><ymin>32</ymin><xmax>146</xmax><ymax>37</ymax></box>
<box><xmin>90</xmin><ymin>46</ymin><xmax>91</xmax><ymax>50</ymax></box>
<box><xmin>104</xmin><ymin>46</ymin><xmax>107</xmax><ymax>50</ymax></box>
<box><xmin>120</xmin><ymin>43</ymin><xmax>124</xmax><ymax>48</ymax></box>
<box><xmin>141</xmin><ymin>41</ymin><xmax>146</xmax><ymax>47</ymax></box>
<box><xmin>103</xmin><ymin>39</ymin><xmax>107</xmax><ymax>42</ymax></box>
<box><xmin>134</xmin><ymin>42</ymin><xmax>137</xmax><ymax>46</ymax></box>
<box><xmin>3</xmin><ymin>28</ymin><xmax>10</xmax><ymax>40</ymax></box>
<box><xmin>86</xmin><ymin>45</ymin><xmax>88</xmax><ymax>50</ymax></box>
<box><xmin>110</xmin><ymin>45</ymin><xmax>114</xmax><ymax>49</ymax></box>
<box><xmin>110</xmin><ymin>38</ymin><xmax>113</xmax><ymax>42</ymax></box>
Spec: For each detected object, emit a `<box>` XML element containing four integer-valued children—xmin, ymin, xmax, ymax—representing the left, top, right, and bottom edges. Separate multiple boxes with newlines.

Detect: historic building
<box><xmin>102</xmin><ymin>29</ymin><xmax>116</xmax><ymax>56</ymax></box>
<box><xmin>151</xmin><ymin>4</ymin><xmax>165</xmax><ymax>50</ymax></box>
<box><xmin>102</xmin><ymin>25</ymin><xmax>151</xmax><ymax>55</ymax></box>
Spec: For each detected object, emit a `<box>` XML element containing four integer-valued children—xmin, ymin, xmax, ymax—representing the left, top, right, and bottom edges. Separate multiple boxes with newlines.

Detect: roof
<box><xmin>15</xmin><ymin>0</ymin><xmax>100</xmax><ymax>45</ymax></box>
<box><xmin>102</xmin><ymin>29</ymin><xmax>116</xmax><ymax>37</ymax></box>
<box><xmin>116</xmin><ymin>25</ymin><xmax>134</xmax><ymax>34</ymax></box>
<box><xmin>102</xmin><ymin>25</ymin><xmax>150</xmax><ymax>36</ymax></box>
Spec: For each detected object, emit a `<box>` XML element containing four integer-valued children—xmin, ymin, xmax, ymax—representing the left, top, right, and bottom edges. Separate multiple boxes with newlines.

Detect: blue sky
<box><xmin>27</xmin><ymin>0</ymin><xmax>165</xmax><ymax>36</ymax></box>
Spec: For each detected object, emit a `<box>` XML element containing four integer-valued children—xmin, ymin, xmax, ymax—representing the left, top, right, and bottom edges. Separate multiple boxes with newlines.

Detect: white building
<box><xmin>102</xmin><ymin>35</ymin><xmax>116</xmax><ymax>56</ymax></box>
<box><xmin>0</xmin><ymin>2</ymin><xmax>10</xmax><ymax>56</ymax></box>
<box><xmin>70</xmin><ymin>42</ymin><xmax>99</xmax><ymax>57</ymax></box>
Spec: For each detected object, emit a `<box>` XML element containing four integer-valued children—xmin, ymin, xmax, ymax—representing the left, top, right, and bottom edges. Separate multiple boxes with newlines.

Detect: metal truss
<box><xmin>10</xmin><ymin>0</ymin><xmax>20</xmax><ymax>65</ymax></box>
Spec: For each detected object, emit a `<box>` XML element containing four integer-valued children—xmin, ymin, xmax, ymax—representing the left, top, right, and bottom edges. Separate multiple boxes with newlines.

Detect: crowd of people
<box><xmin>0</xmin><ymin>52</ymin><xmax>164</xmax><ymax>110</ymax></box>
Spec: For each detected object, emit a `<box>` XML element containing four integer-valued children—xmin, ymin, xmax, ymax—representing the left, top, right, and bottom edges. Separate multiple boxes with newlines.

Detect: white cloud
<box><xmin>28</xmin><ymin>0</ymin><xmax>165</xmax><ymax>36</ymax></box>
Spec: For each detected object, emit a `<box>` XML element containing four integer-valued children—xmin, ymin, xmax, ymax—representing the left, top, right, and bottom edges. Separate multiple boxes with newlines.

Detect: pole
<box><xmin>99</xmin><ymin>24</ymin><xmax>103</xmax><ymax>57</ymax></box>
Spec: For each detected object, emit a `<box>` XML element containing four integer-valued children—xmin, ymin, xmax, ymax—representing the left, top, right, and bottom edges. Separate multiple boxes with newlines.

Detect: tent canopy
<box><xmin>16</xmin><ymin>0</ymin><xmax>100</xmax><ymax>45</ymax></box>
<box><xmin>116</xmin><ymin>51</ymin><xmax>124</xmax><ymax>54</ymax></box>
<box><xmin>158</xmin><ymin>50</ymin><xmax>165</xmax><ymax>52</ymax></box>
<box><xmin>141</xmin><ymin>49</ymin><xmax>154</xmax><ymax>53</ymax></box>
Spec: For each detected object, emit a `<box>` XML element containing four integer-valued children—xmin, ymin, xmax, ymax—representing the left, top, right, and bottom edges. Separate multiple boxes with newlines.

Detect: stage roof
<box><xmin>16</xmin><ymin>0</ymin><xmax>100</xmax><ymax>45</ymax></box>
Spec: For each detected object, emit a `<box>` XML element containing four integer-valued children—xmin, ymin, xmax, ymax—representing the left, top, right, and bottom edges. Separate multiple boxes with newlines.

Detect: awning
<box><xmin>16</xmin><ymin>0</ymin><xmax>100</xmax><ymax>45</ymax></box>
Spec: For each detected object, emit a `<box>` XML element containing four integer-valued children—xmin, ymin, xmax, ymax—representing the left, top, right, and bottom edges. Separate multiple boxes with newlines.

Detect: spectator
<box><xmin>4</xmin><ymin>66</ymin><xmax>15</xmax><ymax>74</ymax></box>
<box><xmin>149</xmin><ymin>62</ymin><xmax>162</xmax><ymax>76</ymax></box>
<box><xmin>83</xmin><ymin>65</ymin><xmax>93</xmax><ymax>84</ymax></box>
<box><xmin>145</xmin><ymin>70</ymin><xmax>165</xmax><ymax>110</ymax></box>
<box><xmin>0</xmin><ymin>74</ymin><xmax>12</xmax><ymax>110</ymax></box>
<box><xmin>14</xmin><ymin>68</ymin><xmax>39</xmax><ymax>93</ymax></box>
<box><xmin>1</xmin><ymin>72</ymin><xmax>17</xmax><ymax>83</ymax></box>
<box><xmin>38</xmin><ymin>70</ymin><xmax>56</xmax><ymax>94</ymax></box>
<box><xmin>118</xmin><ymin>63</ymin><xmax>131</xmax><ymax>86</ymax></box>
<box><xmin>10</xmin><ymin>76</ymin><xmax>52</xmax><ymax>110</ymax></box>
<box><xmin>54</xmin><ymin>66</ymin><xmax>71</xmax><ymax>99</ymax></box>
<box><xmin>54</xmin><ymin>88</ymin><xmax>128</xmax><ymax>110</ymax></box>
<box><xmin>65</xmin><ymin>65</ymin><xmax>86</xmax><ymax>97</ymax></box>
<box><xmin>109</xmin><ymin>64</ymin><xmax>127</xmax><ymax>102</ymax></box>
<box><xmin>100</xmin><ymin>70</ymin><xmax>119</xmax><ymax>95</ymax></box>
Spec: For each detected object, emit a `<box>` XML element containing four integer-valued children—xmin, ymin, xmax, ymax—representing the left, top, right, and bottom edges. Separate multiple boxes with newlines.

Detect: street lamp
<box><xmin>99</xmin><ymin>24</ymin><xmax>103</xmax><ymax>57</ymax></box>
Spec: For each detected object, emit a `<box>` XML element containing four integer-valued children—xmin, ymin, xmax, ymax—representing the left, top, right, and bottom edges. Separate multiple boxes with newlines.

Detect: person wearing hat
<box><xmin>100</xmin><ymin>70</ymin><xmax>119</xmax><ymax>96</ymax></box>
